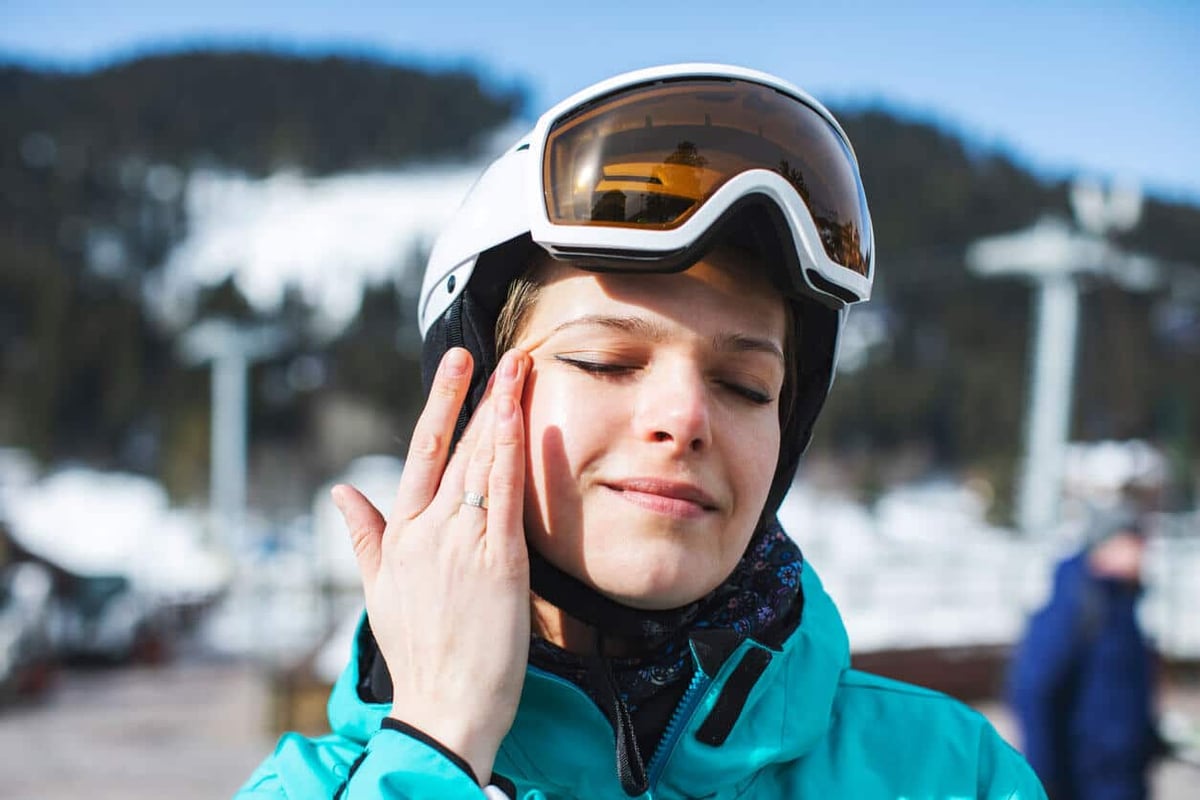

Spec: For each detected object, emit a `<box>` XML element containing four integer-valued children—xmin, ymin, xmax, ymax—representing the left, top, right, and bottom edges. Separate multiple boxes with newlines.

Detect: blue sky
<box><xmin>3</xmin><ymin>0</ymin><xmax>1198</xmax><ymax>204</ymax></box>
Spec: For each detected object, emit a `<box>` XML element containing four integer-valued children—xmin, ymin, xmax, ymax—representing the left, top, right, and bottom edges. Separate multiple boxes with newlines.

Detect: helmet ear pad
<box><xmin>420</xmin><ymin>235</ymin><xmax>539</xmax><ymax>446</ymax></box>
<box><xmin>420</xmin><ymin>290</ymin><xmax>495</xmax><ymax>445</ymax></box>
<box><xmin>764</xmin><ymin>295</ymin><xmax>838</xmax><ymax>523</ymax></box>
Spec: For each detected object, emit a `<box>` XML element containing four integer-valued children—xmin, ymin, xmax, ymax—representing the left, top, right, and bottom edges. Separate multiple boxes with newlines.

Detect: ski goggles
<box><xmin>525</xmin><ymin>64</ymin><xmax>874</xmax><ymax>307</ymax></box>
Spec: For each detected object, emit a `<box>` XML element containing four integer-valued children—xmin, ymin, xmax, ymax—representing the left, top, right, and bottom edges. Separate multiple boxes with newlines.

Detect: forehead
<box><xmin>523</xmin><ymin>249</ymin><xmax>787</xmax><ymax>342</ymax></box>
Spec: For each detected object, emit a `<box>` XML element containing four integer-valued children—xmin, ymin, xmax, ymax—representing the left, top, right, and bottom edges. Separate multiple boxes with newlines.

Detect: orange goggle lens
<box><xmin>543</xmin><ymin>78</ymin><xmax>871</xmax><ymax>276</ymax></box>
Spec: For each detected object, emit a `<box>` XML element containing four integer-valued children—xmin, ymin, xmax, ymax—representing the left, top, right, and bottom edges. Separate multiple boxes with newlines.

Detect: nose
<box><xmin>634</xmin><ymin>362</ymin><xmax>712</xmax><ymax>454</ymax></box>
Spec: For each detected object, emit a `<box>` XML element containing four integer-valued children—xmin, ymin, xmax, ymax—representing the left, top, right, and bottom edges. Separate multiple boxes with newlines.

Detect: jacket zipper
<box><xmin>646</xmin><ymin>668</ymin><xmax>713</xmax><ymax>789</ymax></box>
<box><xmin>526</xmin><ymin>665</ymin><xmax>715</xmax><ymax>795</ymax></box>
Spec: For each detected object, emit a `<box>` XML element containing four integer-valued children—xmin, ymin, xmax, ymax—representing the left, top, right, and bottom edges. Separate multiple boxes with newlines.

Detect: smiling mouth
<box><xmin>603</xmin><ymin>479</ymin><xmax>719</xmax><ymax>519</ymax></box>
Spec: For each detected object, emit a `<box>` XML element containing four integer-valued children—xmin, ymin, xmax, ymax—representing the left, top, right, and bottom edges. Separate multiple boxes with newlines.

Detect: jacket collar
<box><xmin>500</xmin><ymin>562</ymin><xmax>848</xmax><ymax>797</ymax></box>
<box><xmin>327</xmin><ymin>561</ymin><xmax>850</xmax><ymax>798</ymax></box>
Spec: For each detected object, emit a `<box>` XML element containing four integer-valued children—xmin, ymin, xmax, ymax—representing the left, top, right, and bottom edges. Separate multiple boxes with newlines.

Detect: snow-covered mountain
<box><xmin>152</xmin><ymin>162</ymin><xmax>488</xmax><ymax>335</ymax></box>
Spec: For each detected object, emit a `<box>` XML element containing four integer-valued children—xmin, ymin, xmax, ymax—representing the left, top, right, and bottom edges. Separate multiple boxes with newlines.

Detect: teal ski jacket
<box><xmin>237</xmin><ymin>563</ymin><xmax>1045</xmax><ymax>799</ymax></box>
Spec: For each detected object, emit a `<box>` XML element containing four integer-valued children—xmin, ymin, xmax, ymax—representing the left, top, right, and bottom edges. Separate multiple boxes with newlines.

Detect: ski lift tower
<box><xmin>966</xmin><ymin>180</ymin><xmax>1145</xmax><ymax>536</ymax></box>
<box><xmin>179</xmin><ymin>319</ymin><xmax>286</xmax><ymax>552</ymax></box>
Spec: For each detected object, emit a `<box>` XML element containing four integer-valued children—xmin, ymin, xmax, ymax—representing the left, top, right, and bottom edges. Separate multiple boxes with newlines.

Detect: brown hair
<box><xmin>495</xmin><ymin>270</ymin><xmax>546</xmax><ymax>356</ymax></box>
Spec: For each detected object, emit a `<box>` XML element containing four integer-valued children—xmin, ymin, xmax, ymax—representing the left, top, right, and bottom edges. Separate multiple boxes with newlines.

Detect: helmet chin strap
<box><xmin>525</xmin><ymin>521</ymin><xmax>772</xmax><ymax>649</ymax></box>
<box><xmin>527</xmin><ymin>548</ymin><xmax>706</xmax><ymax>647</ymax></box>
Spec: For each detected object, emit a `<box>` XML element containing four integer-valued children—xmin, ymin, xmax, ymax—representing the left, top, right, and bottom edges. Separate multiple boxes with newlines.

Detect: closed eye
<box><xmin>555</xmin><ymin>356</ymin><xmax>635</xmax><ymax>376</ymax></box>
<box><xmin>556</xmin><ymin>356</ymin><xmax>774</xmax><ymax>405</ymax></box>
<box><xmin>721</xmin><ymin>381</ymin><xmax>772</xmax><ymax>405</ymax></box>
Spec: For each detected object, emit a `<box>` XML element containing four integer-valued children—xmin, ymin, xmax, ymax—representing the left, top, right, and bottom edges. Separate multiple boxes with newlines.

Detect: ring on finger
<box><xmin>461</xmin><ymin>490</ymin><xmax>488</xmax><ymax>510</ymax></box>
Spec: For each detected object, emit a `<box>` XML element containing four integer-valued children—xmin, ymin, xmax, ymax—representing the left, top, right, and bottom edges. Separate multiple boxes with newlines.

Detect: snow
<box><xmin>154</xmin><ymin>162</ymin><xmax>488</xmax><ymax>335</ymax></box>
<box><xmin>1</xmin><ymin>468</ymin><xmax>230</xmax><ymax>599</ymax></box>
<box><xmin>777</xmin><ymin>482</ymin><xmax>1053</xmax><ymax>652</ymax></box>
<box><xmin>1142</xmin><ymin>527</ymin><xmax>1200</xmax><ymax>659</ymax></box>
<box><xmin>197</xmin><ymin>454</ymin><xmax>408</xmax><ymax>663</ymax></box>
<box><xmin>314</xmin><ymin>604</ymin><xmax>363</xmax><ymax>684</ymax></box>
<box><xmin>311</xmin><ymin>455</ymin><xmax>407</xmax><ymax>589</ymax></box>
<box><xmin>198</xmin><ymin>547</ymin><xmax>326</xmax><ymax>664</ymax></box>
<box><xmin>1062</xmin><ymin>439</ymin><xmax>1168</xmax><ymax>499</ymax></box>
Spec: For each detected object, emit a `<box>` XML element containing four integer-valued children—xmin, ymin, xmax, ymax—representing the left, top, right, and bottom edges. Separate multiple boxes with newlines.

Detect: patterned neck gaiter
<box><xmin>529</xmin><ymin>519</ymin><xmax>803</xmax><ymax>716</ymax></box>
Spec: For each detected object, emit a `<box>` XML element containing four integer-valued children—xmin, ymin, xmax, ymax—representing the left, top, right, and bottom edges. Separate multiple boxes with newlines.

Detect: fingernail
<box><xmin>443</xmin><ymin>349</ymin><xmax>469</xmax><ymax>377</ymax></box>
<box><xmin>330</xmin><ymin>485</ymin><xmax>346</xmax><ymax>511</ymax></box>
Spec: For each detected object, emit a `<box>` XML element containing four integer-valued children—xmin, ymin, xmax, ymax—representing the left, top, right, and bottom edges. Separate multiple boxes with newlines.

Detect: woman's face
<box><xmin>513</xmin><ymin>250</ymin><xmax>787</xmax><ymax>610</ymax></box>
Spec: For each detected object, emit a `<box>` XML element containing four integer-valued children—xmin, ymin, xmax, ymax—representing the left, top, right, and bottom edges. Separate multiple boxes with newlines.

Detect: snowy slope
<box><xmin>2</xmin><ymin>468</ymin><xmax>230</xmax><ymax>599</ymax></box>
<box><xmin>153</xmin><ymin>162</ymin><xmax>489</xmax><ymax>335</ymax></box>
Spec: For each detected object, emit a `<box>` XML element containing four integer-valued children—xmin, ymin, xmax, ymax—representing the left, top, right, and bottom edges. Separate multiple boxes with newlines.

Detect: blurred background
<box><xmin>1</xmin><ymin>1</ymin><xmax>1198</xmax><ymax>797</ymax></box>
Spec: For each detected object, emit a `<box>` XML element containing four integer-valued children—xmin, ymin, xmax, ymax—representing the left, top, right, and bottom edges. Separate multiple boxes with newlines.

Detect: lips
<box><xmin>603</xmin><ymin>478</ymin><xmax>719</xmax><ymax>518</ymax></box>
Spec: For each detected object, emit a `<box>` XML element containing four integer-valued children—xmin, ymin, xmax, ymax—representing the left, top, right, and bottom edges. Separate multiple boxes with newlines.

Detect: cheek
<box><xmin>725</xmin><ymin>412</ymin><xmax>781</xmax><ymax>500</ymax></box>
<box><xmin>522</xmin><ymin>372</ymin><xmax>569</xmax><ymax>476</ymax></box>
<box><xmin>520</xmin><ymin>371</ymin><xmax>603</xmax><ymax>525</ymax></box>
<box><xmin>523</xmin><ymin>370</ymin><xmax>617</xmax><ymax>463</ymax></box>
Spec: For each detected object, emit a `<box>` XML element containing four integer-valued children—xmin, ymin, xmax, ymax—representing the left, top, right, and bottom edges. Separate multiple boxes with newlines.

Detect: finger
<box><xmin>431</xmin><ymin>370</ymin><xmax>497</xmax><ymax>512</ymax></box>
<box><xmin>393</xmin><ymin>348</ymin><xmax>473</xmax><ymax>520</ymax></box>
<box><xmin>458</xmin><ymin>392</ymin><xmax>497</xmax><ymax>529</ymax></box>
<box><xmin>332</xmin><ymin>484</ymin><xmax>386</xmax><ymax>593</ymax></box>
<box><xmin>446</xmin><ymin>371</ymin><xmax>496</xmax><ymax>470</ymax></box>
<box><xmin>487</xmin><ymin>351</ymin><xmax>529</xmax><ymax>557</ymax></box>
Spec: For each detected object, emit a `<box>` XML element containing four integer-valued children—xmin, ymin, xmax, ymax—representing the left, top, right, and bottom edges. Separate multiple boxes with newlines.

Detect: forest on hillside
<box><xmin>1</xmin><ymin>49</ymin><xmax>1197</xmax><ymax>521</ymax></box>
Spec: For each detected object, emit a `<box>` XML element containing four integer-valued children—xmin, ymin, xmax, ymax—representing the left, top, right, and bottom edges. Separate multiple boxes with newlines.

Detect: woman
<box><xmin>238</xmin><ymin>64</ymin><xmax>1044</xmax><ymax>799</ymax></box>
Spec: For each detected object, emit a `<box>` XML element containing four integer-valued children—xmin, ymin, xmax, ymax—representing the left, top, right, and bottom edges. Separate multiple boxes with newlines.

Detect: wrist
<box><xmin>383</xmin><ymin>715</ymin><xmax>497</xmax><ymax>787</ymax></box>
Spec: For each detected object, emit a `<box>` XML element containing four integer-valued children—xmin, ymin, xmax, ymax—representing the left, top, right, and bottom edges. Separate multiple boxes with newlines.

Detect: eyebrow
<box><xmin>550</xmin><ymin>314</ymin><xmax>785</xmax><ymax>365</ymax></box>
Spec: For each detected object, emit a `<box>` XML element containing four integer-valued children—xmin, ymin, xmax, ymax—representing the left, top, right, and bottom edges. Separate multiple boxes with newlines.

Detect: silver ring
<box><xmin>462</xmin><ymin>490</ymin><xmax>488</xmax><ymax>510</ymax></box>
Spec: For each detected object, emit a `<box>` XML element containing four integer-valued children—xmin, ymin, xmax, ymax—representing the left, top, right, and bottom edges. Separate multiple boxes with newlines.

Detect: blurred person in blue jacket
<box><xmin>1008</xmin><ymin>500</ymin><xmax>1161</xmax><ymax>800</ymax></box>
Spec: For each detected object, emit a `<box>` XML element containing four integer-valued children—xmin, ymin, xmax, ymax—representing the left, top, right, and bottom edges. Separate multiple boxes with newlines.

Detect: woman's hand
<box><xmin>330</xmin><ymin>347</ymin><xmax>531</xmax><ymax>784</ymax></box>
